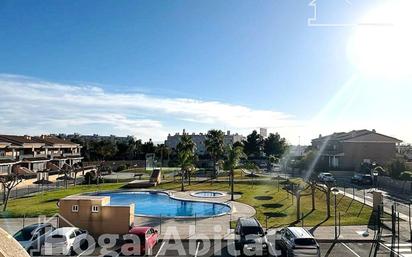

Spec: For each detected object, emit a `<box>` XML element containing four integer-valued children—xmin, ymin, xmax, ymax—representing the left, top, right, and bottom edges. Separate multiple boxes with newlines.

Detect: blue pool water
<box><xmin>93</xmin><ymin>191</ymin><xmax>231</xmax><ymax>217</ymax></box>
<box><xmin>193</xmin><ymin>191</ymin><xmax>224</xmax><ymax>197</ymax></box>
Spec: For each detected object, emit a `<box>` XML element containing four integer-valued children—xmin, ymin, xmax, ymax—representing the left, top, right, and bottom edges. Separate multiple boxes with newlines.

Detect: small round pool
<box><xmin>191</xmin><ymin>191</ymin><xmax>225</xmax><ymax>198</ymax></box>
<box><xmin>93</xmin><ymin>191</ymin><xmax>230</xmax><ymax>217</ymax></box>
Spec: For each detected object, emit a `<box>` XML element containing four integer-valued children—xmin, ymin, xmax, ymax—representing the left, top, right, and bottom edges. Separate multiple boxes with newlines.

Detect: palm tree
<box><xmin>177</xmin><ymin>133</ymin><xmax>196</xmax><ymax>191</ymax></box>
<box><xmin>205</xmin><ymin>130</ymin><xmax>225</xmax><ymax>180</ymax></box>
<box><xmin>224</xmin><ymin>145</ymin><xmax>245</xmax><ymax>201</ymax></box>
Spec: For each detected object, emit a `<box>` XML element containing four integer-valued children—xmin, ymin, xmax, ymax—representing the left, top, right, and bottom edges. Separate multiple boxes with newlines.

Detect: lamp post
<box><xmin>331</xmin><ymin>187</ymin><xmax>339</xmax><ymax>240</ymax></box>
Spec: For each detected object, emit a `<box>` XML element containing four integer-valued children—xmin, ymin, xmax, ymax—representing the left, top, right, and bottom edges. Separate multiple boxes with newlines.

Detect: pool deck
<box><xmin>0</xmin><ymin>189</ymin><xmax>256</xmax><ymax>240</ymax></box>
<box><xmin>133</xmin><ymin>189</ymin><xmax>256</xmax><ymax>239</ymax></box>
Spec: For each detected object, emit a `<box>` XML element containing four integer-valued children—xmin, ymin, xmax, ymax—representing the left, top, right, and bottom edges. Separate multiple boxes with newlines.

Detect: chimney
<box><xmin>372</xmin><ymin>129</ymin><xmax>376</xmax><ymax>133</ymax></box>
<box><xmin>319</xmin><ymin>134</ymin><xmax>322</xmax><ymax>138</ymax></box>
<box><xmin>183</xmin><ymin>129</ymin><xmax>186</xmax><ymax>135</ymax></box>
<box><xmin>227</xmin><ymin>130</ymin><xmax>230</xmax><ymax>135</ymax></box>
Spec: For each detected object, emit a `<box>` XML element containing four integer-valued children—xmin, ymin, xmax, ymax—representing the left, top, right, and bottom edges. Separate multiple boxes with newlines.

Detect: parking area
<box><xmin>92</xmin><ymin>240</ymin><xmax>397</xmax><ymax>257</ymax></box>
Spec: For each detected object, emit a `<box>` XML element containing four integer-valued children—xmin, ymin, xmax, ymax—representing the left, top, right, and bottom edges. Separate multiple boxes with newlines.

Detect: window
<box><xmin>72</xmin><ymin>205</ymin><xmax>79</xmax><ymax>212</ymax></box>
<box><xmin>91</xmin><ymin>205</ymin><xmax>99</xmax><ymax>213</ymax></box>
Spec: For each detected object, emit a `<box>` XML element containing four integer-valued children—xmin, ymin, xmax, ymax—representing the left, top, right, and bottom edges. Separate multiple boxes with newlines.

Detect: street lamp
<box><xmin>331</xmin><ymin>187</ymin><xmax>339</xmax><ymax>240</ymax></box>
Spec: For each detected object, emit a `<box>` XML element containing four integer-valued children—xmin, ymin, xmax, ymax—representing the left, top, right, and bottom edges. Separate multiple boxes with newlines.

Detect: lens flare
<box><xmin>347</xmin><ymin>0</ymin><xmax>412</xmax><ymax>79</ymax></box>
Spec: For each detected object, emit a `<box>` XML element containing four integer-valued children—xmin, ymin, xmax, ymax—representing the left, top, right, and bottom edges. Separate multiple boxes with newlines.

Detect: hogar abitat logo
<box><xmin>308</xmin><ymin>0</ymin><xmax>392</xmax><ymax>27</ymax></box>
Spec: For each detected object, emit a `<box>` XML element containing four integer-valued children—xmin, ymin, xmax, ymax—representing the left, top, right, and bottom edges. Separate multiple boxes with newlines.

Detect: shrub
<box><xmin>115</xmin><ymin>165</ymin><xmax>126</xmax><ymax>172</ymax></box>
<box><xmin>400</xmin><ymin>171</ymin><xmax>412</xmax><ymax>181</ymax></box>
<box><xmin>388</xmin><ymin>158</ymin><xmax>406</xmax><ymax>179</ymax></box>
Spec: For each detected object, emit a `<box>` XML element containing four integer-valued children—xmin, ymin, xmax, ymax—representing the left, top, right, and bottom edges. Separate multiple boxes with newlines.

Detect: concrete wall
<box><xmin>59</xmin><ymin>197</ymin><xmax>134</xmax><ymax>236</ymax></box>
<box><xmin>377</xmin><ymin>176</ymin><xmax>412</xmax><ymax>194</ymax></box>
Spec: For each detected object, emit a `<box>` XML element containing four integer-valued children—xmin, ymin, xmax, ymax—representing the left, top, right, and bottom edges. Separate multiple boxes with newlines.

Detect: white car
<box><xmin>13</xmin><ymin>223</ymin><xmax>55</xmax><ymax>253</ymax></box>
<box><xmin>318</xmin><ymin>172</ymin><xmax>335</xmax><ymax>183</ymax></box>
<box><xmin>42</xmin><ymin>227</ymin><xmax>89</xmax><ymax>255</ymax></box>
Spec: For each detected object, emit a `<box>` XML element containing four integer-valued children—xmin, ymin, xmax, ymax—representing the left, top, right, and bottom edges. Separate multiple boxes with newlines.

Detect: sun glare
<box><xmin>347</xmin><ymin>0</ymin><xmax>412</xmax><ymax>79</ymax></box>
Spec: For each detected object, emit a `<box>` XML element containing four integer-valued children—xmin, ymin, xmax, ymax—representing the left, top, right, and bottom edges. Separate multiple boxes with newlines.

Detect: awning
<box><xmin>56</xmin><ymin>174</ymin><xmax>75</xmax><ymax>180</ymax></box>
<box><xmin>12</xmin><ymin>166</ymin><xmax>36</xmax><ymax>177</ymax></box>
<box><xmin>33</xmin><ymin>179</ymin><xmax>53</xmax><ymax>185</ymax></box>
<box><xmin>0</xmin><ymin>159</ymin><xmax>18</xmax><ymax>165</ymax></box>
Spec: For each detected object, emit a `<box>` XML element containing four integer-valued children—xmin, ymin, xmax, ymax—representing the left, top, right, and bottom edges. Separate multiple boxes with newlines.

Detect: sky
<box><xmin>0</xmin><ymin>0</ymin><xmax>411</xmax><ymax>144</ymax></box>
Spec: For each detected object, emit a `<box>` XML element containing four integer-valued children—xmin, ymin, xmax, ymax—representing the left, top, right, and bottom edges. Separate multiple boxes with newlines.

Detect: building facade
<box><xmin>165</xmin><ymin>130</ymin><xmax>244</xmax><ymax>155</ymax></box>
<box><xmin>311</xmin><ymin>129</ymin><xmax>402</xmax><ymax>171</ymax></box>
<box><xmin>0</xmin><ymin>135</ymin><xmax>83</xmax><ymax>177</ymax></box>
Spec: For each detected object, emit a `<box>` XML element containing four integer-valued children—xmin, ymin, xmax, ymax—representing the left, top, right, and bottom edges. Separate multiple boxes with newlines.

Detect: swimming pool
<box><xmin>93</xmin><ymin>191</ymin><xmax>231</xmax><ymax>217</ymax></box>
<box><xmin>191</xmin><ymin>191</ymin><xmax>225</xmax><ymax>198</ymax></box>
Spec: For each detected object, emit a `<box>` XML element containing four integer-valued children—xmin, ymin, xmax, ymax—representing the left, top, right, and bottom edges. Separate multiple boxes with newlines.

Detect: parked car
<box><xmin>318</xmin><ymin>172</ymin><xmax>335</xmax><ymax>183</ymax></box>
<box><xmin>276</xmin><ymin>227</ymin><xmax>320</xmax><ymax>257</ymax></box>
<box><xmin>234</xmin><ymin>217</ymin><xmax>269</xmax><ymax>256</ymax></box>
<box><xmin>42</xmin><ymin>227</ymin><xmax>89</xmax><ymax>256</ymax></box>
<box><xmin>124</xmin><ymin>226</ymin><xmax>159</xmax><ymax>255</ymax></box>
<box><xmin>351</xmin><ymin>174</ymin><xmax>373</xmax><ymax>185</ymax></box>
<box><xmin>13</xmin><ymin>223</ymin><xmax>55</xmax><ymax>253</ymax></box>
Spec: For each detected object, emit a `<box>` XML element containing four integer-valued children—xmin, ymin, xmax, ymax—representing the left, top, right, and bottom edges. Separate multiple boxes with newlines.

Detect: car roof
<box><xmin>287</xmin><ymin>227</ymin><xmax>314</xmax><ymax>238</ymax></box>
<box><xmin>238</xmin><ymin>217</ymin><xmax>260</xmax><ymax>227</ymax></box>
<box><xmin>21</xmin><ymin>223</ymin><xmax>51</xmax><ymax>231</ymax></box>
<box><xmin>129</xmin><ymin>226</ymin><xmax>151</xmax><ymax>235</ymax></box>
<box><xmin>51</xmin><ymin>227</ymin><xmax>77</xmax><ymax>235</ymax></box>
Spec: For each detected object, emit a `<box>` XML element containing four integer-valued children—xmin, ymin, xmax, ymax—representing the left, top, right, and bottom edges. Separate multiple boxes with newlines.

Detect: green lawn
<box><xmin>0</xmin><ymin>180</ymin><xmax>373</xmax><ymax>228</ymax></box>
<box><xmin>119</xmin><ymin>167</ymin><xmax>180</xmax><ymax>174</ymax></box>
<box><xmin>155</xmin><ymin>180</ymin><xmax>373</xmax><ymax>228</ymax></box>
<box><xmin>0</xmin><ymin>183</ymin><xmax>125</xmax><ymax>218</ymax></box>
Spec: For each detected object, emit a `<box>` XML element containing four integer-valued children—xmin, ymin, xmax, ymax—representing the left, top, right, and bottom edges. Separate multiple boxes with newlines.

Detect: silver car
<box><xmin>276</xmin><ymin>227</ymin><xmax>320</xmax><ymax>257</ymax></box>
<box><xmin>13</xmin><ymin>223</ymin><xmax>55</xmax><ymax>254</ymax></box>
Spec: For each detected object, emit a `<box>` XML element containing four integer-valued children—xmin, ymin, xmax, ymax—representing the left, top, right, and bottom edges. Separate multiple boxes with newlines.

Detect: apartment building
<box><xmin>0</xmin><ymin>135</ymin><xmax>83</xmax><ymax>177</ymax></box>
<box><xmin>165</xmin><ymin>130</ymin><xmax>244</xmax><ymax>155</ymax></box>
<box><xmin>311</xmin><ymin>129</ymin><xmax>402</xmax><ymax>171</ymax></box>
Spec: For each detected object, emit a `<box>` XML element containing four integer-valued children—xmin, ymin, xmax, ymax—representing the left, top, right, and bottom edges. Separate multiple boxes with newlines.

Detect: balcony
<box><xmin>19</xmin><ymin>154</ymin><xmax>48</xmax><ymax>161</ymax></box>
<box><xmin>62</xmin><ymin>153</ymin><xmax>81</xmax><ymax>158</ymax></box>
<box><xmin>320</xmin><ymin>149</ymin><xmax>344</xmax><ymax>156</ymax></box>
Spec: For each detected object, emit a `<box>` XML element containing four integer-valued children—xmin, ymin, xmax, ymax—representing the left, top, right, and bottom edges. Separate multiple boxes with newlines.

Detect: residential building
<box><xmin>165</xmin><ymin>130</ymin><xmax>244</xmax><ymax>155</ymax></box>
<box><xmin>59</xmin><ymin>133</ymin><xmax>132</xmax><ymax>143</ymax></box>
<box><xmin>259</xmin><ymin>128</ymin><xmax>268</xmax><ymax>138</ymax></box>
<box><xmin>0</xmin><ymin>135</ymin><xmax>83</xmax><ymax>177</ymax></box>
<box><xmin>311</xmin><ymin>129</ymin><xmax>402</xmax><ymax>171</ymax></box>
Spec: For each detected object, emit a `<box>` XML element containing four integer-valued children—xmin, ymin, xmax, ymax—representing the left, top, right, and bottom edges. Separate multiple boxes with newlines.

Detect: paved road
<box><xmin>93</xmin><ymin>240</ymin><xmax>402</xmax><ymax>257</ymax></box>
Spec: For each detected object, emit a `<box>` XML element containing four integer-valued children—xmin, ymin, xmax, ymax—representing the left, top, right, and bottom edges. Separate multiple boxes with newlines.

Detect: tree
<box><xmin>307</xmin><ymin>179</ymin><xmax>317</xmax><ymax>211</ymax></box>
<box><xmin>263</xmin><ymin>133</ymin><xmax>287</xmax><ymax>157</ymax></box>
<box><xmin>177</xmin><ymin>133</ymin><xmax>196</xmax><ymax>191</ymax></box>
<box><xmin>115</xmin><ymin>137</ymin><xmax>136</xmax><ymax>160</ymax></box>
<box><xmin>243</xmin><ymin>130</ymin><xmax>263</xmax><ymax>158</ymax></box>
<box><xmin>205</xmin><ymin>130</ymin><xmax>225</xmax><ymax>179</ymax></box>
<box><xmin>94</xmin><ymin>140</ymin><xmax>118</xmax><ymax>160</ymax></box>
<box><xmin>155</xmin><ymin>144</ymin><xmax>170</xmax><ymax>166</ymax></box>
<box><xmin>59</xmin><ymin>164</ymin><xmax>73</xmax><ymax>189</ymax></box>
<box><xmin>224</xmin><ymin>145</ymin><xmax>245</xmax><ymax>201</ymax></box>
<box><xmin>0</xmin><ymin>174</ymin><xmax>23</xmax><ymax>211</ymax></box>
<box><xmin>268</xmin><ymin>155</ymin><xmax>280</xmax><ymax>172</ymax></box>
<box><xmin>387</xmin><ymin>158</ymin><xmax>406</xmax><ymax>179</ymax></box>
<box><xmin>316</xmin><ymin>181</ymin><xmax>335</xmax><ymax>219</ymax></box>
<box><xmin>283</xmin><ymin>181</ymin><xmax>306</xmax><ymax>221</ymax></box>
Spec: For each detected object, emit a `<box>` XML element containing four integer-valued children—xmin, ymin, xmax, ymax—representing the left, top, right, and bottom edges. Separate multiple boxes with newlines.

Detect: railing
<box><xmin>0</xmin><ymin>156</ymin><xmax>15</xmax><ymax>160</ymax></box>
<box><xmin>62</xmin><ymin>153</ymin><xmax>81</xmax><ymax>157</ymax></box>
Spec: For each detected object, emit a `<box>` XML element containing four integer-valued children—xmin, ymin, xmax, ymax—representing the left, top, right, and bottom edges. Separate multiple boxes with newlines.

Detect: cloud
<box><xmin>0</xmin><ymin>74</ymin><xmax>297</xmax><ymax>141</ymax></box>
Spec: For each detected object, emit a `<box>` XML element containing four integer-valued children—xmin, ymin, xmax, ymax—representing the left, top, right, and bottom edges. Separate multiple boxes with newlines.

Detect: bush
<box><xmin>388</xmin><ymin>158</ymin><xmax>406</xmax><ymax>179</ymax></box>
<box><xmin>400</xmin><ymin>171</ymin><xmax>412</xmax><ymax>181</ymax></box>
<box><xmin>115</xmin><ymin>165</ymin><xmax>127</xmax><ymax>172</ymax></box>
